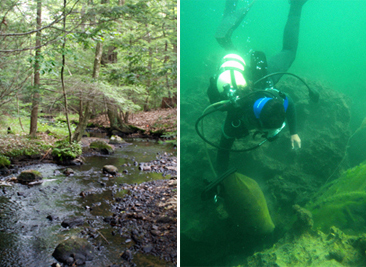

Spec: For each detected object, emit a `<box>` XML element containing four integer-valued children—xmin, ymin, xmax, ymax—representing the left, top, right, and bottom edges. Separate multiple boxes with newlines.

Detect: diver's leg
<box><xmin>216</xmin><ymin>134</ymin><xmax>235</xmax><ymax>175</ymax></box>
<box><xmin>268</xmin><ymin>0</ymin><xmax>308</xmax><ymax>84</ymax></box>
<box><xmin>215</xmin><ymin>0</ymin><xmax>257</xmax><ymax>51</ymax></box>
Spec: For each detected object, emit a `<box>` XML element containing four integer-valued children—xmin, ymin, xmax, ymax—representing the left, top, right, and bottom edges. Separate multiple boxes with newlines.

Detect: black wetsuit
<box><xmin>209</xmin><ymin>0</ymin><xmax>306</xmax><ymax>174</ymax></box>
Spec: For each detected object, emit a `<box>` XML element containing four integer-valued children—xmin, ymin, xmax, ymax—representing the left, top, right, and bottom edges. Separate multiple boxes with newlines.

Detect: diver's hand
<box><xmin>291</xmin><ymin>134</ymin><xmax>301</xmax><ymax>149</ymax></box>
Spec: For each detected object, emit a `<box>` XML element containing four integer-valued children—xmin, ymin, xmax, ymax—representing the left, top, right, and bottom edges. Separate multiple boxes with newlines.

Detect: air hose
<box><xmin>195</xmin><ymin>72</ymin><xmax>319</xmax><ymax>152</ymax></box>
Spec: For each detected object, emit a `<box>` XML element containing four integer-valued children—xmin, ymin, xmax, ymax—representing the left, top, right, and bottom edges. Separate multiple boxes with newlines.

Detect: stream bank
<box><xmin>0</xmin><ymin>139</ymin><xmax>177</xmax><ymax>266</ymax></box>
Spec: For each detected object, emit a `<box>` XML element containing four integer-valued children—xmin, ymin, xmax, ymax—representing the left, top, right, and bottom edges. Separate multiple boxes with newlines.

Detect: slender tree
<box><xmin>61</xmin><ymin>0</ymin><xmax>72</xmax><ymax>143</ymax></box>
<box><xmin>29</xmin><ymin>0</ymin><xmax>42</xmax><ymax>137</ymax></box>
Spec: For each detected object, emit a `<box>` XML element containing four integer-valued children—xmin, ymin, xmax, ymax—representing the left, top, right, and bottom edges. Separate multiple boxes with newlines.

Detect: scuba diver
<box><xmin>204</xmin><ymin>0</ymin><xmax>310</xmax><ymax>175</ymax></box>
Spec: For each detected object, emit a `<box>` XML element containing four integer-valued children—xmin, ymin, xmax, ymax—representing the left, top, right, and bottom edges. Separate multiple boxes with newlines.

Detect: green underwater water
<box><xmin>180</xmin><ymin>0</ymin><xmax>366</xmax><ymax>266</ymax></box>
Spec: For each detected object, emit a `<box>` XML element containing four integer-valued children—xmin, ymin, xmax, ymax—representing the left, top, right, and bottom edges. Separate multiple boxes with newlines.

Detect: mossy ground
<box><xmin>0</xmin><ymin>133</ymin><xmax>56</xmax><ymax>159</ymax></box>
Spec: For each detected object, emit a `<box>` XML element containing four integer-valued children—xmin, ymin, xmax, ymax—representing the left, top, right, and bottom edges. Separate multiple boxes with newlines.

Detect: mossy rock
<box><xmin>0</xmin><ymin>154</ymin><xmax>10</xmax><ymax>167</ymax></box>
<box><xmin>89</xmin><ymin>140</ymin><xmax>114</xmax><ymax>155</ymax></box>
<box><xmin>18</xmin><ymin>170</ymin><xmax>42</xmax><ymax>185</ymax></box>
<box><xmin>109</xmin><ymin>135</ymin><xmax>125</xmax><ymax>144</ymax></box>
<box><xmin>306</xmin><ymin>161</ymin><xmax>366</xmax><ymax>234</ymax></box>
<box><xmin>52</xmin><ymin>236</ymin><xmax>93</xmax><ymax>266</ymax></box>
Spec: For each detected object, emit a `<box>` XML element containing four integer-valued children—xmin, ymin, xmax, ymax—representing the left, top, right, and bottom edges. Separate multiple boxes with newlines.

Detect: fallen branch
<box><xmin>39</xmin><ymin>148</ymin><xmax>52</xmax><ymax>162</ymax></box>
<box><xmin>97</xmin><ymin>230</ymin><xmax>110</xmax><ymax>244</ymax></box>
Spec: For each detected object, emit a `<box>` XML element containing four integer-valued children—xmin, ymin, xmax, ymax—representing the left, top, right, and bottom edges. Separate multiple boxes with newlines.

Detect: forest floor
<box><xmin>0</xmin><ymin>108</ymin><xmax>177</xmax><ymax>161</ymax></box>
<box><xmin>0</xmin><ymin>108</ymin><xmax>177</xmax><ymax>154</ymax></box>
<box><xmin>90</xmin><ymin>108</ymin><xmax>177</xmax><ymax>133</ymax></box>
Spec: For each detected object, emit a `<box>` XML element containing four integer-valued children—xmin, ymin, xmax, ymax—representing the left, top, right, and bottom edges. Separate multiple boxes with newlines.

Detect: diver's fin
<box><xmin>215</xmin><ymin>0</ymin><xmax>257</xmax><ymax>50</ymax></box>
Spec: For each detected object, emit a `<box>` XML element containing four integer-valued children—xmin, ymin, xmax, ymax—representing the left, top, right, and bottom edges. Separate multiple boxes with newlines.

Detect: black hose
<box><xmin>254</xmin><ymin>72</ymin><xmax>320</xmax><ymax>102</ymax></box>
<box><xmin>194</xmin><ymin>108</ymin><xmax>267</xmax><ymax>152</ymax></box>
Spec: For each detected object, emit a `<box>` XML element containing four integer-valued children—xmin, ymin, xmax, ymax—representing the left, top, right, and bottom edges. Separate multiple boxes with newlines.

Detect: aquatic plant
<box><xmin>306</xmin><ymin>161</ymin><xmax>366</xmax><ymax>234</ymax></box>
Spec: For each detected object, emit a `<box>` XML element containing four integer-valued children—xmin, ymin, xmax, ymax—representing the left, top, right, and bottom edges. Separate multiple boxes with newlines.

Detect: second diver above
<box><xmin>205</xmin><ymin>0</ymin><xmax>311</xmax><ymax>175</ymax></box>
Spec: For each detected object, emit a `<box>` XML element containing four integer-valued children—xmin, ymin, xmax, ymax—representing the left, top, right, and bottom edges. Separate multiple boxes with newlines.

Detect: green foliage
<box><xmin>1</xmin><ymin>0</ymin><xmax>177</xmax><ymax>127</ymax></box>
<box><xmin>52</xmin><ymin>139</ymin><xmax>82</xmax><ymax>161</ymax></box>
<box><xmin>158</xmin><ymin>131</ymin><xmax>177</xmax><ymax>146</ymax></box>
<box><xmin>306</xmin><ymin>161</ymin><xmax>366</xmax><ymax>235</ymax></box>
<box><xmin>0</xmin><ymin>154</ymin><xmax>11</xmax><ymax>167</ymax></box>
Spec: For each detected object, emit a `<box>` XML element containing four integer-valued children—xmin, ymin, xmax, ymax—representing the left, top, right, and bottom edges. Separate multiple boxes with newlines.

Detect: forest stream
<box><xmin>0</xmin><ymin>139</ymin><xmax>177</xmax><ymax>267</ymax></box>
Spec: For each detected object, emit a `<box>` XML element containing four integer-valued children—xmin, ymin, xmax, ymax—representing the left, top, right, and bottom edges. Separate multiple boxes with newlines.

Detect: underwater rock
<box><xmin>17</xmin><ymin>170</ymin><xmax>42</xmax><ymax>185</ymax></box>
<box><xmin>52</xmin><ymin>236</ymin><xmax>94</xmax><ymax>266</ymax></box>
<box><xmin>222</xmin><ymin>172</ymin><xmax>275</xmax><ymax>235</ymax></box>
<box><xmin>103</xmin><ymin>165</ymin><xmax>118</xmax><ymax>175</ymax></box>
<box><xmin>292</xmin><ymin>204</ymin><xmax>313</xmax><ymax>234</ymax></box>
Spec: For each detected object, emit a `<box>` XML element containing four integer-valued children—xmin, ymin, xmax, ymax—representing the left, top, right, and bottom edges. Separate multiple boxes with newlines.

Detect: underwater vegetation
<box><xmin>306</xmin><ymin>161</ymin><xmax>366</xmax><ymax>235</ymax></box>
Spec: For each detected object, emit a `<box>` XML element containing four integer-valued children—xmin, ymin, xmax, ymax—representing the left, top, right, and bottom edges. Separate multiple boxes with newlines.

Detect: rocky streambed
<box><xmin>0</xmin><ymin>139</ymin><xmax>177</xmax><ymax>267</ymax></box>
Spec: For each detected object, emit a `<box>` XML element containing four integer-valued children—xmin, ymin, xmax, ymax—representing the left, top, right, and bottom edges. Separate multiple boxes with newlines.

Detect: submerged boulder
<box><xmin>17</xmin><ymin>170</ymin><xmax>42</xmax><ymax>185</ymax></box>
<box><xmin>52</xmin><ymin>236</ymin><xmax>94</xmax><ymax>266</ymax></box>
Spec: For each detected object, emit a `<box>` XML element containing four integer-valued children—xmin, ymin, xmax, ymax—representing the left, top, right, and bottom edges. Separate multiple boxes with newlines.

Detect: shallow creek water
<box><xmin>0</xmin><ymin>140</ymin><xmax>175</xmax><ymax>267</ymax></box>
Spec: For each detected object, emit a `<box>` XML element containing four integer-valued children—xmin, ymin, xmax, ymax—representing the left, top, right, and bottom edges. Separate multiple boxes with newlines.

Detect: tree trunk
<box><xmin>29</xmin><ymin>0</ymin><xmax>42</xmax><ymax>137</ymax></box>
<box><xmin>61</xmin><ymin>0</ymin><xmax>72</xmax><ymax>143</ymax></box>
<box><xmin>107</xmin><ymin>103</ymin><xmax>132</xmax><ymax>133</ymax></box>
<box><xmin>73</xmin><ymin>1</ymin><xmax>105</xmax><ymax>141</ymax></box>
<box><xmin>72</xmin><ymin>102</ymin><xmax>92</xmax><ymax>142</ymax></box>
<box><xmin>92</xmin><ymin>42</ymin><xmax>103</xmax><ymax>79</ymax></box>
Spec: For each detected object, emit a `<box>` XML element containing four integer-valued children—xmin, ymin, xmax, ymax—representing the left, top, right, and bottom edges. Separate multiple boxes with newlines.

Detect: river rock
<box><xmin>0</xmin><ymin>167</ymin><xmax>10</xmax><ymax>176</ymax></box>
<box><xmin>109</xmin><ymin>135</ymin><xmax>125</xmax><ymax>144</ymax></box>
<box><xmin>61</xmin><ymin>217</ymin><xmax>84</xmax><ymax>228</ymax></box>
<box><xmin>63</xmin><ymin>168</ymin><xmax>74</xmax><ymax>176</ymax></box>
<box><xmin>17</xmin><ymin>170</ymin><xmax>42</xmax><ymax>185</ymax></box>
<box><xmin>90</xmin><ymin>140</ymin><xmax>114</xmax><ymax>155</ymax></box>
<box><xmin>52</xmin><ymin>236</ymin><xmax>94</xmax><ymax>266</ymax></box>
<box><xmin>103</xmin><ymin>165</ymin><xmax>118</xmax><ymax>175</ymax></box>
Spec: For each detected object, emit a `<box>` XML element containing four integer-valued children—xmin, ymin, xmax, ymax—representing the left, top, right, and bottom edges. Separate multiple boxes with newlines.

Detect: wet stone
<box><xmin>17</xmin><ymin>170</ymin><xmax>42</xmax><ymax>185</ymax></box>
<box><xmin>143</xmin><ymin>244</ymin><xmax>154</xmax><ymax>253</ymax></box>
<box><xmin>103</xmin><ymin>165</ymin><xmax>118</xmax><ymax>175</ymax></box>
<box><xmin>61</xmin><ymin>217</ymin><xmax>84</xmax><ymax>228</ymax></box>
<box><xmin>121</xmin><ymin>249</ymin><xmax>133</xmax><ymax>261</ymax></box>
<box><xmin>63</xmin><ymin>168</ymin><xmax>74</xmax><ymax>176</ymax></box>
<box><xmin>52</xmin><ymin>236</ymin><xmax>94</xmax><ymax>266</ymax></box>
